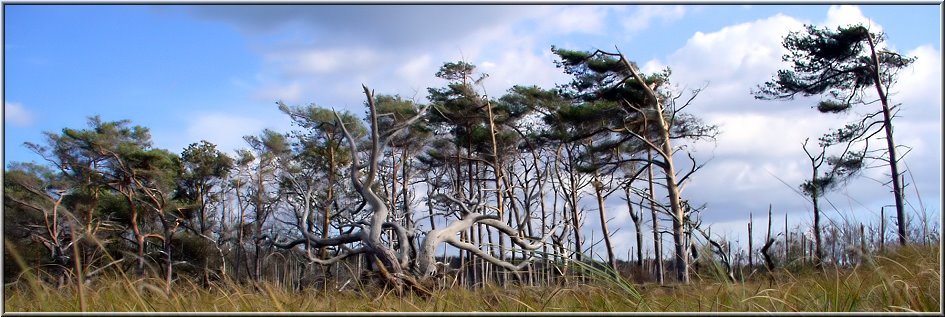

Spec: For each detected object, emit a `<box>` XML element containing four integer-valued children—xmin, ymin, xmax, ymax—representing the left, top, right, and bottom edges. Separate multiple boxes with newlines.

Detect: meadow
<box><xmin>4</xmin><ymin>244</ymin><xmax>939</xmax><ymax>313</ymax></box>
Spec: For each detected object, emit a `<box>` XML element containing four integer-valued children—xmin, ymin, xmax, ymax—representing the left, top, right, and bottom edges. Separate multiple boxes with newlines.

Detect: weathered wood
<box><xmin>761</xmin><ymin>238</ymin><xmax>775</xmax><ymax>271</ymax></box>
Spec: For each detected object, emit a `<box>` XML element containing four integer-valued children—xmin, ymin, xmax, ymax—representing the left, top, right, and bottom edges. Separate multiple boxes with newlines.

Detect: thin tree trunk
<box><xmin>811</xmin><ymin>161</ymin><xmax>824</xmax><ymax>268</ymax></box>
<box><xmin>880</xmin><ymin>207</ymin><xmax>886</xmax><ymax>253</ymax></box>
<box><xmin>866</xmin><ymin>35</ymin><xmax>907</xmax><ymax>246</ymax></box>
<box><xmin>860</xmin><ymin>223</ymin><xmax>867</xmax><ymax>260</ymax></box>
<box><xmin>647</xmin><ymin>154</ymin><xmax>664</xmax><ymax>285</ymax></box>
<box><xmin>627</xmin><ymin>189</ymin><xmax>644</xmax><ymax>270</ymax></box>
<box><xmin>322</xmin><ymin>146</ymin><xmax>336</xmax><ymax>259</ymax></box>
<box><xmin>784</xmin><ymin>214</ymin><xmax>788</xmax><ymax>264</ymax></box>
<box><xmin>593</xmin><ymin>172</ymin><xmax>617</xmax><ymax>274</ymax></box>
<box><xmin>484</xmin><ymin>98</ymin><xmax>508</xmax><ymax>265</ymax></box>
<box><xmin>162</xmin><ymin>217</ymin><xmax>173</xmax><ymax>293</ymax></box>
<box><xmin>748</xmin><ymin>212</ymin><xmax>753</xmax><ymax>269</ymax></box>
<box><xmin>124</xmin><ymin>190</ymin><xmax>146</xmax><ymax>275</ymax></box>
<box><xmin>619</xmin><ymin>53</ymin><xmax>687</xmax><ymax>284</ymax></box>
<box><xmin>235</xmin><ymin>176</ymin><xmax>245</xmax><ymax>282</ymax></box>
<box><xmin>766</xmin><ymin>205</ymin><xmax>772</xmax><ymax>246</ymax></box>
<box><xmin>565</xmin><ymin>147</ymin><xmax>583</xmax><ymax>263</ymax></box>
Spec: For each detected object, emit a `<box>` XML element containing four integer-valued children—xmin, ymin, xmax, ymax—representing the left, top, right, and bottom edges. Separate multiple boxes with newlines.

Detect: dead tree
<box><xmin>272</xmin><ymin>85</ymin><xmax>559</xmax><ymax>293</ymax></box>
<box><xmin>694</xmin><ymin>227</ymin><xmax>735</xmax><ymax>282</ymax></box>
<box><xmin>760</xmin><ymin>237</ymin><xmax>776</xmax><ymax>271</ymax></box>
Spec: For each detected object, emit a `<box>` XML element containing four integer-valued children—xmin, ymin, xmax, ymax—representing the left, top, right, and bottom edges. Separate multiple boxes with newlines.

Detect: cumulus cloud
<box><xmin>895</xmin><ymin>45</ymin><xmax>942</xmax><ymax>123</ymax></box>
<box><xmin>475</xmin><ymin>44</ymin><xmax>570</xmax><ymax>95</ymax></box>
<box><xmin>824</xmin><ymin>5</ymin><xmax>883</xmax><ymax>32</ymax></box>
<box><xmin>696</xmin><ymin>109</ymin><xmax>848</xmax><ymax>157</ymax></box>
<box><xmin>254</xmin><ymin>81</ymin><xmax>303</xmax><ymax>103</ymax></box>
<box><xmin>635</xmin><ymin>6</ymin><xmax>940</xmax><ymax>230</ymax></box>
<box><xmin>265</xmin><ymin>48</ymin><xmax>379</xmax><ymax>76</ymax></box>
<box><xmin>4</xmin><ymin>102</ymin><xmax>35</xmax><ymax>127</ymax></box>
<box><xmin>536</xmin><ymin>5</ymin><xmax>613</xmax><ymax>35</ymax></box>
<box><xmin>397</xmin><ymin>54</ymin><xmax>433</xmax><ymax>86</ymax></box>
<box><xmin>658</xmin><ymin>14</ymin><xmax>806</xmax><ymax>113</ymax></box>
<box><xmin>623</xmin><ymin>5</ymin><xmax>687</xmax><ymax>34</ymax></box>
<box><xmin>189</xmin><ymin>5</ymin><xmax>588</xmax><ymax>110</ymax></box>
<box><xmin>185</xmin><ymin>113</ymin><xmax>267</xmax><ymax>154</ymax></box>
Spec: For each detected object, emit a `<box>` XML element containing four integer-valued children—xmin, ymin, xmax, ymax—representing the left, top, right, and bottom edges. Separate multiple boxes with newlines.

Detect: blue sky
<box><xmin>3</xmin><ymin>4</ymin><xmax>941</xmax><ymax>256</ymax></box>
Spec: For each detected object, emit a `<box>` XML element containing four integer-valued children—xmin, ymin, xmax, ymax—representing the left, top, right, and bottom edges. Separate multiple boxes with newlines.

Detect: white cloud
<box><xmin>185</xmin><ymin>113</ymin><xmax>266</xmax><ymax>154</ymax></box>
<box><xmin>895</xmin><ymin>45</ymin><xmax>943</xmax><ymax>123</ymax></box>
<box><xmin>476</xmin><ymin>46</ymin><xmax>569</xmax><ymax>95</ymax></box>
<box><xmin>266</xmin><ymin>48</ymin><xmax>379</xmax><ymax>76</ymax></box>
<box><xmin>4</xmin><ymin>102</ymin><xmax>35</xmax><ymax>127</ymax></box>
<box><xmin>641</xmin><ymin>59</ymin><xmax>667</xmax><ymax>75</ymax></box>
<box><xmin>824</xmin><ymin>5</ymin><xmax>882</xmax><ymax>32</ymax></box>
<box><xmin>398</xmin><ymin>54</ymin><xmax>433</xmax><ymax>84</ymax></box>
<box><xmin>663</xmin><ymin>14</ymin><xmax>805</xmax><ymax>98</ymax></box>
<box><xmin>254</xmin><ymin>81</ymin><xmax>303</xmax><ymax>103</ymax></box>
<box><xmin>699</xmin><ymin>110</ymin><xmax>840</xmax><ymax>158</ymax></box>
<box><xmin>623</xmin><ymin>5</ymin><xmax>686</xmax><ymax>33</ymax></box>
<box><xmin>539</xmin><ymin>5</ymin><xmax>612</xmax><ymax>35</ymax></box>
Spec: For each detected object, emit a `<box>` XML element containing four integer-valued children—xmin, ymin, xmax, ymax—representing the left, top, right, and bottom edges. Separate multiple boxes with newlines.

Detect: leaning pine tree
<box><xmin>754</xmin><ymin>23</ymin><xmax>916</xmax><ymax>245</ymax></box>
<box><xmin>551</xmin><ymin>46</ymin><xmax>717</xmax><ymax>284</ymax></box>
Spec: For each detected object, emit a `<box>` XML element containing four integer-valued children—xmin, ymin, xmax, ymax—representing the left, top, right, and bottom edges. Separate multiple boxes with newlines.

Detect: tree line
<box><xmin>3</xmin><ymin>23</ymin><xmax>924</xmax><ymax>293</ymax></box>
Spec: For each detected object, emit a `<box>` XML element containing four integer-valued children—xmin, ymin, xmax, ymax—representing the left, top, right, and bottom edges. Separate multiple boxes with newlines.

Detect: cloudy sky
<box><xmin>3</xmin><ymin>4</ymin><xmax>941</xmax><ymax>257</ymax></box>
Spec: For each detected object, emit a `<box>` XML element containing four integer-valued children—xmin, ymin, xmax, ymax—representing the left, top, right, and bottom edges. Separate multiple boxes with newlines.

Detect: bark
<box><xmin>761</xmin><ymin>238</ymin><xmax>776</xmax><ymax>271</ymax></box>
<box><xmin>617</xmin><ymin>50</ymin><xmax>688</xmax><ymax>284</ymax></box>
<box><xmin>564</xmin><ymin>146</ymin><xmax>583</xmax><ymax>262</ymax></box>
<box><xmin>880</xmin><ymin>207</ymin><xmax>886</xmax><ymax>253</ymax></box>
<box><xmin>626</xmin><ymin>188</ymin><xmax>644</xmax><ymax>269</ymax></box>
<box><xmin>322</xmin><ymin>145</ymin><xmax>336</xmax><ymax>259</ymax></box>
<box><xmin>593</xmin><ymin>174</ymin><xmax>617</xmax><ymax>274</ymax></box>
<box><xmin>122</xmin><ymin>188</ymin><xmax>146</xmax><ymax>275</ymax></box>
<box><xmin>803</xmin><ymin>140</ymin><xmax>825</xmax><ymax>268</ymax></box>
<box><xmin>748</xmin><ymin>212</ymin><xmax>753</xmax><ymax>269</ymax></box>
<box><xmin>235</xmin><ymin>175</ymin><xmax>245</xmax><ymax>281</ymax></box>
<box><xmin>866</xmin><ymin>34</ymin><xmax>907</xmax><ymax>246</ymax></box>
<box><xmin>647</xmin><ymin>154</ymin><xmax>664</xmax><ymax>285</ymax></box>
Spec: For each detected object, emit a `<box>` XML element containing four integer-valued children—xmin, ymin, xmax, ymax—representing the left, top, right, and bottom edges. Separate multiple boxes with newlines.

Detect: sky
<box><xmin>2</xmin><ymin>4</ymin><xmax>942</xmax><ymax>259</ymax></box>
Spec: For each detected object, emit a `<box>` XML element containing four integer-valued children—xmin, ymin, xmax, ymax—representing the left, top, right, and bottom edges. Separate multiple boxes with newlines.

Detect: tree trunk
<box><xmin>565</xmin><ymin>147</ymin><xmax>583</xmax><ymax>263</ymax></box>
<box><xmin>162</xmin><ymin>217</ymin><xmax>173</xmax><ymax>293</ymax></box>
<box><xmin>627</xmin><ymin>189</ymin><xmax>644</xmax><ymax>270</ymax></box>
<box><xmin>812</xmin><ymin>164</ymin><xmax>823</xmax><ymax>268</ymax></box>
<box><xmin>760</xmin><ymin>237</ymin><xmax>775</xmax><ymax>270</ymax></box>
<box><xmin>322</xmin><ymin>146</ymin><xmax>336</xmax><ymax>259</ymax></box>
<box><xmin>880</xmin><ymin>207</ymin><xmax>886</xmax><ymax>253</ymax></box>
<box><xmin>618</xmin><ymin>52</ymin><xmax>688</xmax><ymax>284</ymax></box>
<box><xmin>866</xmin><ymin>35</ymin><xmax>907</xmax><ymax>246</ymax></box>
<box><xmin>748</xmin><ymin>212</ymin><xmax>753</xmax><ymax>269</ymax></box>
<box><xmin>593</xmin><ymin>174</ymin><xmax>617</xmax><ymax>274</ymax></box>
<box><xmin>647</xmin><ymin>155</ymin><xmax>664</xmax><ymax>285</ymax></box>
<box><xmin>784</xmin><ymin>214</ymin><xmax>788</xmax><ymax>264</ymax></box>
<box><xmin>123</xmin><ymin>189</ymin><xmax>146</xmax><ymax>275</ymax></box>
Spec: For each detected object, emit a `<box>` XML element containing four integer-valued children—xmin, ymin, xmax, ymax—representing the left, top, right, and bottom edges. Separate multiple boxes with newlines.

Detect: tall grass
<box><xmin>4</xmin><ymin>244</ymin><xmax>938</xmax><ymax>312</ymax></box>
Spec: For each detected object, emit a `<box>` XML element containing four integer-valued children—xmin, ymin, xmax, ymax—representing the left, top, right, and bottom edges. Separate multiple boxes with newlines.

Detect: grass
<box><xmin>3</xmin><ymin>244</ymin><xmax>940</xmax><ymax>312</ymax></box>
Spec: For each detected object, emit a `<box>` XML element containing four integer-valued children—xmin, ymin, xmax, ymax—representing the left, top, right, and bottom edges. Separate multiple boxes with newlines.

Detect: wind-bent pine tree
<box><xmin>277</xmin><ymin>102</ymin><xmax>364</xmax><ymax>261</ymax></box>
<box><xmin>242</xmin><ymin>129</ymin><xmax>288</xmax><ymax>281</ymax></box>
<box><xmin>177</xmin><ymin>140</ymin><xmax>233</xmax><ymax>284</ymax></box>
<box><xmin>754</xmin><ymin>23</ymin><xmax>916</xmax><ymax>246</ymax></box>
<box><xmin>800</xmin><ymin>124</ymin><xmax>867</xmax><ymax>268</ymax></box>
<box><xmin>552</xmin><ymin>46</ymin><xmax>716</xmax><ymax>284</ymax></box>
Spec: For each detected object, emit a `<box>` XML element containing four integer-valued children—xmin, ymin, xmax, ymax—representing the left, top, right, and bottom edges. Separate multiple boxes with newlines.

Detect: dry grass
<box><xmin>3</xmin><ymin>245</ymin><xmax>939</xmax><ymax>312</ymax></box>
